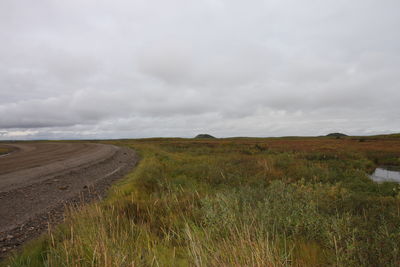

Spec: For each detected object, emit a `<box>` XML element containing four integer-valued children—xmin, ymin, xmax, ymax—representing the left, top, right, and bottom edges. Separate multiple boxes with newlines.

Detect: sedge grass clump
<box><xmin>0</xmin><ymin>147</ymin><xmax>10</xmax><ymax>155</ymax></box>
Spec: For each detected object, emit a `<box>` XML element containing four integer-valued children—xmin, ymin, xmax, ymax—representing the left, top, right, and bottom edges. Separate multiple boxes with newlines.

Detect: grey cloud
<box><xmin>0</xmin><ymin>0</ymin><xmax>399</xmax><ymax>139</ymax></box>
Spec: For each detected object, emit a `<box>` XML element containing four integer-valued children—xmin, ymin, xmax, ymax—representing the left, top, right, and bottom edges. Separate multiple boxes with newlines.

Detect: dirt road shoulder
<box><xmin>0</xmin><ymin>143</ymin><xmax>138</xmax><ymax>258</ymax></box>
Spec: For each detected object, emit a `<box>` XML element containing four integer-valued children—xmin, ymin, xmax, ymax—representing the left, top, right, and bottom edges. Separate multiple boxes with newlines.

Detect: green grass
<box><xmin>0</xmin><ymin>147</ymin><xmax>10</xmax><ymax>155</ymax></box>
<box><xmin>2</xmin><ymin>137</ymin><xmax>400</xmax><ymax>266</ymax></box>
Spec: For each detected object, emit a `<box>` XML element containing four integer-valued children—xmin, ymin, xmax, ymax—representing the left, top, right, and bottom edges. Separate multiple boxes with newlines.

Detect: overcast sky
<box><xmin>1</xmin><ymin>0</ymin><xmax>399</xmax><ymax>139</ymax></box>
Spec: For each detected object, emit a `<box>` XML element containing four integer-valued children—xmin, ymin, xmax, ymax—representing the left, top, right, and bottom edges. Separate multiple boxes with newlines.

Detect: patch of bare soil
<box><xmin>0</xmin><ymin>143</ymin><xmax>138</xmax><ymax>258</ymax></box>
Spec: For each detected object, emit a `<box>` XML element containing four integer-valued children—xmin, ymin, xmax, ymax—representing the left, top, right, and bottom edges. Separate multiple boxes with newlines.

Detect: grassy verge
<box><xmin>0</xmin><ymin>147</ymin><xmax>10</xmax><ymax>156</ymax></box>
<box><xmin>3</xmin><ymin>137</ymin><xmax>400</xmax><ymax>266</ymax></box>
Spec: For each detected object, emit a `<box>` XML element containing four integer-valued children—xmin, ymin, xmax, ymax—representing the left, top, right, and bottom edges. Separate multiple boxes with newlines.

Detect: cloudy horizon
<box><xmin>1</xmin><ymin>0</ymin><xmax>399</xmax><ymax>140</ymax></box>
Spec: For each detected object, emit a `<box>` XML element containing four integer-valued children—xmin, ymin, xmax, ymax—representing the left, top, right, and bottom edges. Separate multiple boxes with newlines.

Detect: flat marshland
<box><xmin>3</xmin><ymin>136</ymin><xmax>400</xmax><ymax>266</ymax></box>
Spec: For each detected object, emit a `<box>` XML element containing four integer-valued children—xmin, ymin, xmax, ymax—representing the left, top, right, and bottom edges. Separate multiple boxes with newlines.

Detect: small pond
<box><xmin>370</xmin><ymin>167</ymin><xmax>400</xmax><ymax>183</ymax></box>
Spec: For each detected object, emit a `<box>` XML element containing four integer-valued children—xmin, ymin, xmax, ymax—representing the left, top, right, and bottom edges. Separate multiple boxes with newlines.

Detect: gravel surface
<box><xmin>0</xmin><ymin>142</ymin><xmax>138</xmax><ymax>258</ymax></box>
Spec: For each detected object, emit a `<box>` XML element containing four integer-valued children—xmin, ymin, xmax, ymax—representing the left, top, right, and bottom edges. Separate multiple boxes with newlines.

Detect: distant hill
<box><xmin>195</xmin><ymin>134</ymin><xmax>216</xmax><ymax>139</ymax></box>
<box><xmin>373</xmin><ymin>133</ymin><xmax>400</xmax><ymax>139</ymax></box>
<box><xmin>326</xmin><ymin>133</ymin><xmax>348</xmax><ymax>137</ymax></box>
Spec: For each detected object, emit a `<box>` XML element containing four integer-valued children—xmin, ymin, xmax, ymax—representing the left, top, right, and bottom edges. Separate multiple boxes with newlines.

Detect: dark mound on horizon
<box><xmin>327</xmin><ymin>133</ymin><xmax>348</xmax><ymax>137</ymax></box>
<box><xmin>195</xmin><ymin>134</ymin><xmax>216</xmax><ymax>139</ymax></box>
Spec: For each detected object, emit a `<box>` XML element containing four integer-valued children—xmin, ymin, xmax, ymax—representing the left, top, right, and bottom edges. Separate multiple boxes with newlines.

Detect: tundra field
<box><xmin>2</xmin><ymin>135</ymin><xmax>400</xmax><ymax>266</ymax></box>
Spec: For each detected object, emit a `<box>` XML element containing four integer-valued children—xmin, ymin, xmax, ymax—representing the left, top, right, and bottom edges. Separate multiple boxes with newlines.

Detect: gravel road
<box><xmin>0</xmin><ymin>142</ymin><xmax>137</xmax><ymax>257</ymax></box>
